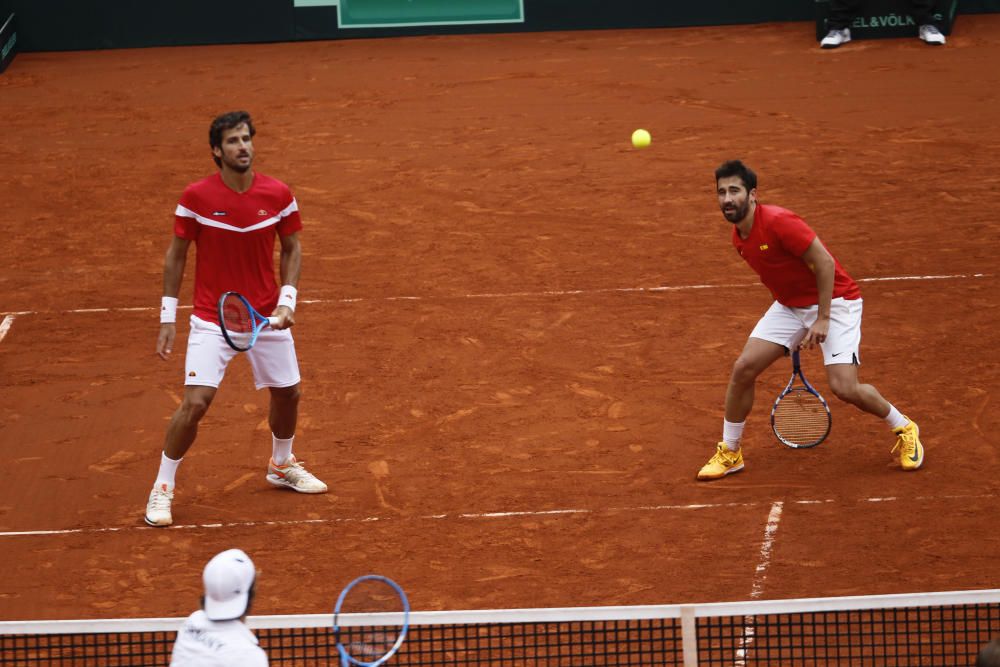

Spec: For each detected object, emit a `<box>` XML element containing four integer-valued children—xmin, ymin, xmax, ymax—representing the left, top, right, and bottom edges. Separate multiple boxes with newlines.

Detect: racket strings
<box><xmin>347</xmin><ymin>631</ymin><xmax>396</xmax><ymax>659</ymax></box>
<box><xmin>337</xmin><ymin>582</ymin><xmax>406</xmax><ymax>665</ymax></box>
<box><xmin>221</xmin><ymin>296</ymin><xmax>253</xmax><ymax>333</ymax></box>
<box><xmin>773</xmin><ymin>389</ymin><xmax>829</xmax><ymax>445</ymax></box>
<box><xmin>220</xmin><ymin>294</ymin><xmax>255</xmax><ymax>349</ymax></box>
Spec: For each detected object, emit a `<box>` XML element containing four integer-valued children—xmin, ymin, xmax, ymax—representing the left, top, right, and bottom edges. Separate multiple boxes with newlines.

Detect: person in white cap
<box><xmin>170</xmin><ymin>549</ymin><xmax>268</xmax><ymax>666</ymax></box>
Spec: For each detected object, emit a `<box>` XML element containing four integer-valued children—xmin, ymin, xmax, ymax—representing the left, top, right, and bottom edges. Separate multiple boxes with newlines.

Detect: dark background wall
<box><xmin>0</xmin><ymin>1</ymin><xmax>296</xmax><ymax>51</ymax></box>
<box><xmin>1</xmin><ymin>0</ymin><xmax>997</xmax><ymax>53</ymax></box>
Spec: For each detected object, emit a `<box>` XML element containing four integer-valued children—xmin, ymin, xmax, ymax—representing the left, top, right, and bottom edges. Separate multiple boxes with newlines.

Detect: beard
<box><xmin>721</xmin><ymin>200</ymin><xmax>749</xmax><ymax>223</ymax></box>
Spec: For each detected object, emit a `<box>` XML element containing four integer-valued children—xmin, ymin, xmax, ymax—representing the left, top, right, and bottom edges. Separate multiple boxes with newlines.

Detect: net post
<box><xmin>680</xmin><ymin>605</ymin><xmax>698</xmax><ymax>667</ymax></box>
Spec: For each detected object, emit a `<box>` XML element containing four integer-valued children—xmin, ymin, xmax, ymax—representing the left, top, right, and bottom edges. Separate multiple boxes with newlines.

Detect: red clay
<box><xmin>1</xmin><ymin>18</ymin><xmax>999</xmax><ymax>621</ymax></box>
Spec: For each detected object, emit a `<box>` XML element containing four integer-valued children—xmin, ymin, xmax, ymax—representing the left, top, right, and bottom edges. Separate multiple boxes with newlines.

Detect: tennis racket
<box><xmin>217</xmin><ymin>291</ymin><xmax>278</xmax><ymax>352</ymax></box>
<box><xmin>333</xmin><ymin>575</ymin><xmax>410</xmax><ymax>667</ymax></box>
<box><xmin>770</xmin><ymin>349</ymin><xmax>832</xmax><ymax>449</ymax></box>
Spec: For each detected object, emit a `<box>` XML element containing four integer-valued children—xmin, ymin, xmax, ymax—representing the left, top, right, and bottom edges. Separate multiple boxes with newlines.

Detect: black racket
<box><xmin>770</xmin><ymin>349</ymin><xmax>832</xmax><ymax>448</ymax></box>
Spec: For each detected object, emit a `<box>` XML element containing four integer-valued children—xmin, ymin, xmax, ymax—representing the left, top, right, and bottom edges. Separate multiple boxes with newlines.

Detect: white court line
<box><xmin>0</xmin><ymin>273</ymin><xmax>991</xmax><ymax>318</ymax></box>
<box><xmin>749</xmin><ymin>501</ymin><xmax>784</xmax><ymax>600</ymax></box>
<box><xmin>0</xmin><ymin>493</ymin><xmax>990</xmax><ymax>539</ymax></box>
<box><xmin>0</xmin><ymin>315</ymin><xmax>13</xmax><ymax>343</ymax></box>
<box><xmin>735</xmin><ymin>501</ymin><xmax>785</xmax><ymax>666</ymax></box>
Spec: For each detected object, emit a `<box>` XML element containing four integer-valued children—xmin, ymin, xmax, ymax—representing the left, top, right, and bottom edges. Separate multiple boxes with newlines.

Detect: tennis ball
<box><xmin>631</xmin><ymin>129</ymin><xmax>651</xmax><ymax>149</ymax></box>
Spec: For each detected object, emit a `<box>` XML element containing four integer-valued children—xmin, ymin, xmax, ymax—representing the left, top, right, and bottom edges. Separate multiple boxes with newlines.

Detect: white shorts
<box><xmin>749</xmin><ymin>297</ymin><xmax>863</xmax><ymax>365</ymax></box>
<box><xmin>184</xmin><ymin>315</ymin><xmax>301</xmax><ymax>389</ymax></box>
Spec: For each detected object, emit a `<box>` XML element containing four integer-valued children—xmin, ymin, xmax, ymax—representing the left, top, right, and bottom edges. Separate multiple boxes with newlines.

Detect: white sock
<box><xmin>155</xmin><ymin>452</ymin><xmax>182</xmax><ymax>489</ymax></box>
<box><xmin>722</xmin><ymin>420</ymin><xmax>745</xmax><ymax>451</ymax></box>
<box><xmin>884</xmin><ymin>404</ymin><xmax>909</xmax><ymax>430</ymax></box>
<box><xmin>272</xmin><ymin>434</ymin><xmax>294</xmax><ymax>466</ymax></box>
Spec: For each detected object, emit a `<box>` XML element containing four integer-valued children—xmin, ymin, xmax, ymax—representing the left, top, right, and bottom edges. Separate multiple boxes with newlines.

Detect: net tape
<box><xmin>2</xmin><ymin>589</ymin><xmax>999</xmax><ymax>666</ymax></box>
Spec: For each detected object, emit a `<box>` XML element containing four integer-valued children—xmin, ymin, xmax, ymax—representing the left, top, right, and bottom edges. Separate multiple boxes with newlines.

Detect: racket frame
<box><xmin>769</xmin><ymin>349</ymin><xmax>832</xmax><ymax>449</ymax></box>
<box><xmin>333</xmin><ymin>575</ymin><xmax>410</xmax><ymax>667</ymax></box>
<box><xmin>217</xmin><ymin>291</ymin><xmax>278</xmax><ymax>352</ymax></box>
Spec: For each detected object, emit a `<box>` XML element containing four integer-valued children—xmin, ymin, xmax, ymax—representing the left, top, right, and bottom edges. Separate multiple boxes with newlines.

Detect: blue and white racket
<box><xmin>770</xmin><ymin>349</ymin><xmax>832</xmax><ymax>449</ymax></box>
<box><xmin>217</xmin><ymin>291</ymin><xmax>278</xmax><ymax>352</ymax></box>
<box><xmin>333</xmin><ymin>575</ymin><xmax>410</xmax><ymax>667</ymax></box>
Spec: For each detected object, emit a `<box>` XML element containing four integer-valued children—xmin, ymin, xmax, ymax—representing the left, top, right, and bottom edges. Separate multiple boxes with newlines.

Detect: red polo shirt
<box><xmin>732</xmin><ymin>204</ymin><xmax>860</xmax><ymax>307</ymax></box>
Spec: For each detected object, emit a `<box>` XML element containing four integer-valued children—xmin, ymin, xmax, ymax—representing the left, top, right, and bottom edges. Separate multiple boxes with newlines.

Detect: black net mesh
<box><xmin>2</xmin><ymin>600</ymin><xmax>997</xmax><ymax>666</ymax></box>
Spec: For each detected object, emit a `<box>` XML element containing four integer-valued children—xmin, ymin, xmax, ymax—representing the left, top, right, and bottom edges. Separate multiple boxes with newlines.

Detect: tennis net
<box><xmin>2</xmin><ymin>588</ymin><xmax>998</xmax><ymax>665</ymax></box>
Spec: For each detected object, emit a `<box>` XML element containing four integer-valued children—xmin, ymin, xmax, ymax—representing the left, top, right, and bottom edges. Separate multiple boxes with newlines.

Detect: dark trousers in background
<box><xmin>827</xmin><ymin>0</ymin><xmax>939</xmax><ymax>29</ymax></box>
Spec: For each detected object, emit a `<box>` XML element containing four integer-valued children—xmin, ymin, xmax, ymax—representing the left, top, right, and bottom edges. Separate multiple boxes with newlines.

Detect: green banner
<box><xmin>338</xmin><ymin>0</ymin><xmax>523</xmax><ymax>28</ymax></box>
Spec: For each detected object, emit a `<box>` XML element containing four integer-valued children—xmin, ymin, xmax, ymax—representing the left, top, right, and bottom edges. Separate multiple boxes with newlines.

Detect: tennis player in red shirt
<box><xmin>697</xmin><ymin>160</ymin><xmax>923</xmax><ymax>480</ymax></box>
<box><xmin>145</xmin><ymin>111</ymin><xmax>327</xmax><ymax>526</ymax></box>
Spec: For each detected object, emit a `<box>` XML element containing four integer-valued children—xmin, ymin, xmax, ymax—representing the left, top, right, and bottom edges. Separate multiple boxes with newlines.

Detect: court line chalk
<box><xmin>0</xmin><ymin>493</ymin><xmax>991</xmax><ymax>539</ymax></box>
<box><xmin>750</xmin><ymin>501</ymin><xmax>784</xmax><ymax>600</ymax></box>
<box><xmin>0</xmin><ymin>273</ymin><xmax>991</xmax><ymax>318</ymax></box>
<box><xmin>0</xmin><ymin>315</ymin><xmax>13</xmax><ymax>344</ymax></box>
<box><xmin>735</xmin><ymin>501</ymin><xmax>784</xmax><ymax>665</ymax></box>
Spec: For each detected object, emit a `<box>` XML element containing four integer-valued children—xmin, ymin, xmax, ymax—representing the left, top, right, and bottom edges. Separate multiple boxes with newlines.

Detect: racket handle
<box><xmin>267</xmin><ymin>317</ymin><xmax>280</xmax><ymax>327</ymax></box>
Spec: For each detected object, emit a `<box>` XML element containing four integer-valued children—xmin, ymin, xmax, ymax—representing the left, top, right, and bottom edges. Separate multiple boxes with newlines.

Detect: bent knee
<box><xmin>829</xmin><ymin>380</ymin><xmax>859</xmax><ymax>404</ymax></box>
<box><xmin>731</xmin><ymin>356</ymin><xmax>765</xmax><ymax>385</ymax></box>
<box><xmin>270</xmin><ymin>384</ymin><xmax>301</xmax><ymax>403</ymax></box>
<box><xmin>179</xmin><ymin>396</ymin><xmax>212</xmax><ymax>422</ymax></box>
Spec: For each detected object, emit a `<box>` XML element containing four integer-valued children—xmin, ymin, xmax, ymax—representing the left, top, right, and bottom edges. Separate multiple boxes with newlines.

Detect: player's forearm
<box><xmin>278</xmin><ymin>239</ymin><xmax>302</xmax><ymax>288</ymax></box>
<box><xmin>162</xmin><ymin>250</ymin><xmax>186</xmax><ymax>297</ymax></box>
<box><xmin>814</xmin><ymin>260</ymin><xmax>835</xmax><ymax>319</ymax></box>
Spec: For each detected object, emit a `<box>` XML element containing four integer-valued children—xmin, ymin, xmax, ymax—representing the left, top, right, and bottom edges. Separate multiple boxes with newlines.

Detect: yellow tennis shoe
<box><xmin>697</xmin><ymin>442</ymin><xmax>745</xmax><ymax>480</ymax></box>
<box><xmin>891</xmin><ymin>419</ymin><xmax>924</xmax><ymax>471</ymax></box>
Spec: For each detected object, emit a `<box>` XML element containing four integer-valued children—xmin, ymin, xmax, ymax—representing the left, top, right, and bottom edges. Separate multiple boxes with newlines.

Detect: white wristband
<box><xmin>160</xmin><ymin>296</ymin><xmax>178</xmax><ymax>324</ymax></box>
<box><xmin>278</xmin><ymin>285</ymin><xmax>297</xmax><ymax>312</ymax></box>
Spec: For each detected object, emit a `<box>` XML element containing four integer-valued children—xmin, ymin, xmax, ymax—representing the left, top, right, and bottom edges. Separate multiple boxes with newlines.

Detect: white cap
<box><xmin>202</xmin><ymin>549</ymin><xmax>256</xmax><ymax>621</ymax></box>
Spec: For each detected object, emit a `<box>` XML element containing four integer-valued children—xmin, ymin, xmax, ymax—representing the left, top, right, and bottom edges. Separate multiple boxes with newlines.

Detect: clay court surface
<box><xmin>1</xmin><ymin>17</ymin><xmax>999</xmax><ymax>622</ymax></box>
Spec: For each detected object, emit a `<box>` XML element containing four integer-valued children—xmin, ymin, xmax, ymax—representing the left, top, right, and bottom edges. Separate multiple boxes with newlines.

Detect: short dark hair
<box><xmin>715</xmin><ymin>160</ymin><xmax>757</xmax><ymax>192</ymax></box>
<box><xmin>977</xmin><ymin>638</ymin><xmax>1000</xmax><ymax>667</ymax></box>
<box><xmin>209</xmin><ymin>111</ymin><xmax>255</xmax><ymax>167</ymax></box>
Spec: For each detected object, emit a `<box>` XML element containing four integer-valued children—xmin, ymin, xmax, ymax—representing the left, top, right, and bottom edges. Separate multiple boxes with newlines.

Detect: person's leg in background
<box><xmin>821</xmin><ymin>0</ymin><xmax>864</xmax><ymax>48</ymax></box>
<box><xmin>908</xmin><ymin>0</ymin><xmax>947</xmax><ymax>44</ymax></box>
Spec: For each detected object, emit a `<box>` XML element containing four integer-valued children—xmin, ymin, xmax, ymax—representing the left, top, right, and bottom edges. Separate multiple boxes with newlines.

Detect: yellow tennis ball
<box><xmin>631</xmin><ymin>129</ymin><xmax>651</xmax><ymax>149</ymax></box>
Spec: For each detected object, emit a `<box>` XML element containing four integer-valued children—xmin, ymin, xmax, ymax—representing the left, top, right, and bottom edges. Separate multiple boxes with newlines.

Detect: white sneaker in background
<box><xmin>821</xmin><ymin>28</ymin><xmax>851</xmax><ymax>49</ymax></box>
<box><xmin>919</xmin><ymin>25</ymin><xmax>946</xmax><ymax>45</ymax></box>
